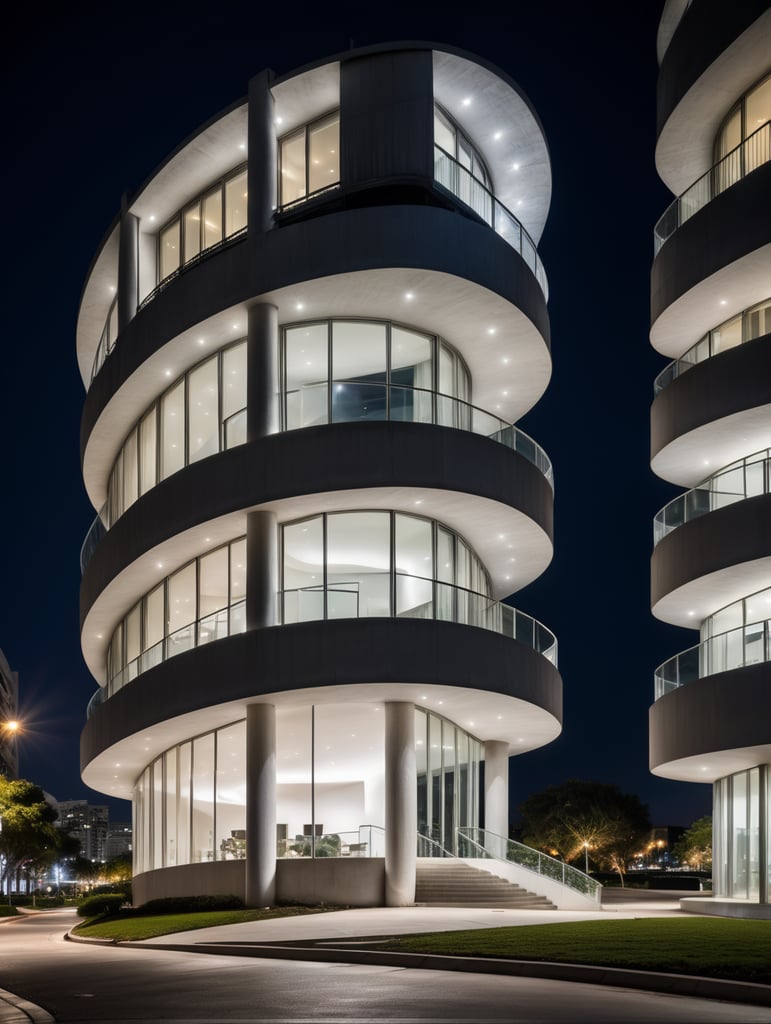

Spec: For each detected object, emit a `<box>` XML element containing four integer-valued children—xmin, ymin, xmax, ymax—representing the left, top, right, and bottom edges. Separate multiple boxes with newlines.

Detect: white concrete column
<box><xmin>247</xmin><ymin>302</ymin><xmax>279</xmax><ymax>442</ymax></box>
<box><xmin>385</xmin><ymin>702</ymin><xmax>416</xmax><ymax>906</ymax></box>
<box><xmin>483</xmin><ymin>740</ymin><xmax>509</xmax><ymax>842</ymax></box>
<box><xmin>245</xmin><ymin>703</ymin><xmax>276</xmax><ymax>907</ymax></box>
<box><xmin>117</xmin><ymin>198</ymin><xmax>139</xmax><ymax>332</ymax></box>
<box><xmin>246</xmin><ymin>510</ymin><xmax>278</xmax><ymax>631</ymax></box>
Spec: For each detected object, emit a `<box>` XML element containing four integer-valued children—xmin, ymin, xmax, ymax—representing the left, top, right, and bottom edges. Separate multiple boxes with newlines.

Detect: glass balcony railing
<box><xmin>655</xmin><ymin>619</ymin><xmax>771</xmax><ymax>700</ymax></box>
<box><xmin>282</xmin><ymin>574</ymin><xmax>558</xmax><ymax>666</ymax></box>
<box><xmin>654</xmin><ymin>297</ymin><xmax>771</xmax><ymax>394</ymax></box>
<box><xmin>81</xmin><ymin>383</ymin><xmax>552</xmax><ymax>578</ymax></box>
<box><xmin>654</xmin><ymin>121</ymin><xmax>771</xmax><ymax>254</ymax></box>
<box><xmin>653</xmin><ymin>448</ymin><xmax>771</xmax><ymax>546</ymax></box>
<box><xmin>434</xmin><ymin>145</ymin><xmax>549</xmax><ymax>300</ymax></box>
<box><xmin>287</xmin><ymin>380</ymin><xmax>554</xmax><ymax>488</ymax></box>
<box><xmin>97</xmin><ymin>600</ymin><xmax>247</xmax><ymax>711</ymax></box>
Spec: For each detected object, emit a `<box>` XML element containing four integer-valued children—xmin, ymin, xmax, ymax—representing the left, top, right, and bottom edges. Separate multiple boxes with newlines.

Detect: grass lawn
<box><xmin>72</xmin><ymin>905</ymin><xmax>331</xmax><ymax>942</ymax></box>
<box><xmin>379</xmin><ymin>918</ymin><xmax>771</xmax><ymax>985</ymax></box>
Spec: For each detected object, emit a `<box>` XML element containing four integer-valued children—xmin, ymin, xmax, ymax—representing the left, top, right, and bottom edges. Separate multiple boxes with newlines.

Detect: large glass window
<box><xmin>106</xmin><ymin>340</ymin><xmax>246</xmax><ymax>528</ymax></box>
<box><xmin>714</xmin><ymin>73</ymin><xmax>771</xmax><ymax>175</ymax></box>
<box><xmin>282</xmin><ymin>320</ymin><xmax>469</xmax><ymax>433</ymax></box>
<box><xmin>157</xmin><ymin>165</ymin><xmax>247</xmax><ymax>285</ymax></box>
<box><xmin>714</xmin><ymin>767</ymin><xmax>764</xmax><ymax>901</ymax></box>
<box><xmin>107</xmin><ymin>537</ymin><xmax>247</xmax><ymax>695</ymax></box>
<box><xmin>281</xmin><ymin>511</ymin><xmax>490</xmax><ymax>626</ymax></box>
<box><xmin>279</xmin><ymin>111</ymin><xmax>340</xmax><ymax>208</ymax></box>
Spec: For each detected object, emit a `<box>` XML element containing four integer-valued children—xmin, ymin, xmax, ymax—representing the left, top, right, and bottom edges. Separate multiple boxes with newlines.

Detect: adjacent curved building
<box><xmin>78</xmin><ymin>43</ymin><xmax>561</xmax><ymax>907</ymax></box>
<box><xmin>649</xmin><ymin>1</ymin><xmax>771</xmax><ymax>917</ymax></box>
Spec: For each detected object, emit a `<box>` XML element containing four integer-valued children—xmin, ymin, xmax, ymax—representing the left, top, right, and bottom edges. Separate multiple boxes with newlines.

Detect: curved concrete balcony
<box><xmin>80</xmin><ymin>422</ymin><xmax>555</xmax><ymax>682</ymax></box>
<box><xmin>81</xmin><ymin>615</ymin><xmax>563</xmax><ymax>799</ymax></box>
<box><xmin>91</xmin><ymin>580</ymin><xmax>557</xmax><ymax>710</ymax></box>
<box><xmin>650</xmin><ymin>332</ymin><xmax>771</xmax><ymax>486</ymax></box>
<box><xmin>653</xmin><ymin>296</ymin><xmax>771</xmax><ymax>394</ymax></box>
<box><xmin>655</xmin><ymin>4</ymin><xmax>771</xmax><ymax>193</ymax></box>
<box><xmin>650</xmin><ymin>660</ymin><xmax>771</xmax><ymax>782</ymax></box>
<box><xmin>650</xmin><ymin>160</ymin><xmax>771</xmax><ymax>357</ymax></box>
<box><xmin>651</xmin><ymin>491</ymin><xmax>771</xmax><ymax>627</ymax></box>
<box><xmin>655</xmin><ymin>620</ymin><xmax>771</xmax><ymax>700</ymax></box>
<box><xmin>653</xmin><ymin>446</ymin><xmax>771</xmax><ymax>545</ymax></box>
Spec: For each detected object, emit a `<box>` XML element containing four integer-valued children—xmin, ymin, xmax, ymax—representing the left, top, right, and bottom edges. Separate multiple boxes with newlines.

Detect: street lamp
<box><xmin>583</xmin><ymin>841</ymin><xmax>590</xmax><ymax>873</ymax></box>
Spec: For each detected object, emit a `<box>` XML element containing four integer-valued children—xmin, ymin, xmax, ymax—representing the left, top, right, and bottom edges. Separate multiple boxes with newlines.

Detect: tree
<box><xmin>673</xmin><ymin>816</ymin><xmax>712</xmax><ymax>872</ymax></box>
<box><xmin>520</xmin><ymin>779</ymin><xmax>651</xmax><ymax>886</ymax></box>
<box><xmin>0</xmin><ymin>778</ymin><xmax>60</xmax><ymax>896</ymax></box>
<box><xmin>103</xmin><ymin>853</ymin><xmax>132</xmax><ymax>885</ymax></box>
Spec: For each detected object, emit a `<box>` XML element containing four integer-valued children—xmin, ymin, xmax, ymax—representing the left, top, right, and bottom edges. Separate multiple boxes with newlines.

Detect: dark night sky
<box><xmin>3</xmin><ymin>3</ymin><xmax>710</xmax><ymax>828</ymax></box>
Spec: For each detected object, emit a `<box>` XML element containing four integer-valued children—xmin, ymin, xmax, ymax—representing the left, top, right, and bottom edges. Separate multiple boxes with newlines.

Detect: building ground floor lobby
<box><xmin>129</xmin><ymin>698</ymin><xmax>520</xmax><ymax>908</ymax></box>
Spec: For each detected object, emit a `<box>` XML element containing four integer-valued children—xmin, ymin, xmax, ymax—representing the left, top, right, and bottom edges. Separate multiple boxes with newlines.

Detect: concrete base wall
<box><xmin>133</xmin><ymin>858</ymin><xmax>386</xmax><ymax>908</ymax></box>
<box><xmin>681</xmin><ymin>896</ymin><xmax>771</xmax><ymax>920</ymax></box>
<box><xmin>277</xmin><ymin>858</ymin><xmax>385</xmax><ymax>907</ymax></box>
<box><xmin>133</xmin><ymin>861</ymin><xmax>246</xmax><ymax>906</ymax></box>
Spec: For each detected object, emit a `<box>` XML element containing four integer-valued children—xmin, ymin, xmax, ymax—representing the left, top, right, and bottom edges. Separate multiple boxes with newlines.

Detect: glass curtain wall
<box><xmin>158</xmin><ymin>166</ymin><xmax>247</xmax><ymax>285</ymax></box>
<box><xmin>699</xmin><ymin>585</ymin><xmax>771</xmax><ymax>677</ymax></box>
<box><xmin>415</xmin><ymin>706</ymin><xmax>480</xmax><ymax>853</ymax></box>
<box><xmin>279</xmin><ymin>111</ymin><xmax>340</xmax><ymax>208</ymax></box>
<box><xmin>713</xmin><ymin>767</ymin><xmax>766</xmax><ymax>901</ymax></box>
<box><xmin>105</xmin><ymin>341</ymin><xmax>246</xmax><ymax>527</ymax></box>
<box><xmin>106</xmin><ymin>537</ymin><xmax>246</xmax><ymax>696</ymax></box>
<box><xmin>283</xmin><ymin>320</ymin><xmax>468</xmax><ymax>431</ymax></box>
<box><xmin>133</xmin><ymin>705</ymin><xmax>481</xmax><ymax>873</ymax></box>
<box><xmin>134</xmin><ymin>721</ymin><xmax>246</xmax><ymax>875</ymax></box>
<box><xmin>281</xmin><ymin>511</ymin><xmax>491</xmax><ymax>624</ymax></box>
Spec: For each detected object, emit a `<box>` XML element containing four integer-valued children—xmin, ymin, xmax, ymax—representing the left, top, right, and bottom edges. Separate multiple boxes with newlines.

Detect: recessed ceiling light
<box><xmin>462</xmin><ymin>97</ymin><xmax>471</xmax><ymax>107</ymax></box>
<box><xmin>239</xmin><ymin>143</ymin><xmax>246</xmax><ymax>150</ymax></box>
<box><xmin>165</xmin><ymin>369</ymin><xmax>172</xmax><ymax>377</ymax></box>
<box><xmin>493</xmin><ymin>131</ymin><xmax>502</xmax><ymax>141</ymax></box>
<box><xmin>719</xmin><ymin>299</ymin><xmax>727</xmax><ymax>305</ymax></box>
<box><xmin>512</xmin><ymin>163</ymin><xmax>520</xmax><ymax>171</ymax></box>
<box><xmin>296</xmin><ymin>302</ymin><xmax>304</xmax><ymax>310</ymax></box>
<box><xmin>405</xmin><ymin>291</ymin><xmax>415</xmax><ymax>301</ymax></box>
<box><xmin>149</xmin><ymin>214</ymin><xmax>156</xmax><ymax>222</ymax></box>
<box><xmin>487</xmin><ymin>327</ymin><xmax>497</xmax><ymax>335</ymax></box>
<box><xmin>275</xmin><ymin>116</ymin><xmax>284</xmax><ymax>125</ymax></box>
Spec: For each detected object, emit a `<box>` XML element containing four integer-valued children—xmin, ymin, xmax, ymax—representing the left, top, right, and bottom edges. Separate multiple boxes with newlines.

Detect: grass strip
<box><xmin>73</xmin><ymin>905</ymin><xmax>330</xmax><ymax>942</ymax></box>
<box><xmin>378</xmin><ymin>918</ymin><xmax>771</xmax><ymax>985</ymax></box>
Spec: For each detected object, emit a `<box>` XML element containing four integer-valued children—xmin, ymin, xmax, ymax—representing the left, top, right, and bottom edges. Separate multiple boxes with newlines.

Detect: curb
<box><xmin>0</xmin><ymin>986</ymin><xmax>55</xmax><ymax>1024</ymax></box>
<box><xmin>108</xmin><ymin>939</ymin><xmax>771</xmax><ymax>1008</ymax></box>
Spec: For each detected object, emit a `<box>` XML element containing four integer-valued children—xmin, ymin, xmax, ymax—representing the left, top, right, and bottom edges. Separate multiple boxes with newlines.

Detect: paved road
<box><xmin>1</xmin><ymin>910</ymin><xmax>768</xmax><ymax>1023</ymax></box>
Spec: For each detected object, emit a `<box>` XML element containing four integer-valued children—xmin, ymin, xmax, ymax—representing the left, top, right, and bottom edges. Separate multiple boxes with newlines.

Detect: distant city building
<box><xmin>105</xmin><ymin>822</ymin><xmax>133</xmax><ymax>860</ymax></box>
<box><xmin>649</xmin><ymin>0</ymin><xmax>771</xmax><ymax>917</ymax></box>
<box><xmin>0</xmin><ymin>648</ymin><xmax>19</xmax><ymax>778</ymax></box>
<box><xmin>56</xmin><ymin>800</ymin><xmax>109</xmax><ymax>863</ymax></box>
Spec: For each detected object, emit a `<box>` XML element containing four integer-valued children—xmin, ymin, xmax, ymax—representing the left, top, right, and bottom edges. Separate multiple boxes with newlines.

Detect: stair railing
<box><xmin>456</xmin><ymin>827</ymin><xmax>602</xmax><ymax>903</ymax></box>
<box><xmin>416</xmin><ymin>833</ymin><xmax>455</xmax><ymax>858</ymax></box>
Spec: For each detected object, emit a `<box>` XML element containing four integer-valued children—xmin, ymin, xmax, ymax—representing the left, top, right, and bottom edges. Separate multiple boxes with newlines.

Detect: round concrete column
<box><xmin>246</xmin><ymin>510</ymin><xmax>278</xmax><ymax>631</ymax></box>
<box><xmin>247</xmin><ymin>303</ymin><xmax>279</xmax><ymax>442</ymax></box>
<box><xmin>484</xmin><ymin>740</ymin><xmax>509</xmax><ymax>839</ymax></box>
<box><xmin>247</xmin><ymin>69</ymin><xmax>277</xmax><ymax>234</ymax></box>
<box><xmin>384</xmin><ymin>702</ymin><xmax>416</xmax><ymax>906</ymax></box>
<box><xmin>117</xmin><ymin>198</ymin><xmax>139</xmax><ymax>333</ymax></box>
<box><xmin>245</xmin><ymin>702</ymin><xmax>277</xmax><ymax>907</ymax></box>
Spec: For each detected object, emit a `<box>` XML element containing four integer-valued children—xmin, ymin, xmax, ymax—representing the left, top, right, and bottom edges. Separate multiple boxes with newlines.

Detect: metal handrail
<box><xmin>288</xmin><ymin>379</ymin><xmax>554</xmax><ymax>488</ymax></box>
<box><xmin>654</xmin><ymin>296</ymin><xmax>771</xmax><ymax>395</ymax></box>
<box><xmin>433</xmin><ymin>145</ymin><xmax>548</xmax><ymax>300</ymax></box>
<box><xmin>655</xmin><ymin>618</ymin><xmax>771</xmax><ymax>700</ymax></box>
<box><xmin>417</xmin><ymin>833</ymin><xmax>455</xmax><ymax>857</ymax></box>
<box><xmin>653</xmin><ymin>447</ymin><xmax>771</xmax><ymax>546</ymax></box>
<box><xmin>282</xmin><ymin>575</ymin><xmax>558</xmax><ymax>665</ymax></box>
<box><xmin>654</xmin><ymin>121</ymin><xmax>770</xmax><ymax>253</ymax></box>
<box><xmin>457</xmin><ymin>827</ymin><xmax>602</xmax><ymax>902</ymax></box>
<box><xmin>137</xmin><ymin>227</ymin><xmax>247</xmax><ymax>313</ymax></box>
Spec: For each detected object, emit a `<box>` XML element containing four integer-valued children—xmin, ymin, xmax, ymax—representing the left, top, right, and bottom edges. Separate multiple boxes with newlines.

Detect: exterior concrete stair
<box><xmin>415</xmin><ymin>858</ymin><xmax>556</xmax><ymax>909</ymax></box>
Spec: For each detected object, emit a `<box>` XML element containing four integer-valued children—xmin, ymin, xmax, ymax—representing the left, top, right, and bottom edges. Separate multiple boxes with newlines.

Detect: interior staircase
<box><xmin>415</xmin><ymin>858</ymin><xmax>556</xmax><ymax>909</ymax></box>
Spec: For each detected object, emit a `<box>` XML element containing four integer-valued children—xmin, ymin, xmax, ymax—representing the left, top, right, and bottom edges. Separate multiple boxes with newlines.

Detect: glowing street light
<box><xmin>583</xmin><ymin>841</ymin><xmax>590</xmax><ymax>874</ymax></box>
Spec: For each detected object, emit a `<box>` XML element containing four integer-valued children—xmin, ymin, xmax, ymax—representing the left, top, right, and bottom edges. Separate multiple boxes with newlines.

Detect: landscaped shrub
<box><xmin>77</xmin><ymin>893</ymin><xmax>128</xmax><ymax>918</ymax></box>
<box><xmin>138</xmin><ymin>893</ymin><xmax>243</xmax><ymax>915</ymax></box>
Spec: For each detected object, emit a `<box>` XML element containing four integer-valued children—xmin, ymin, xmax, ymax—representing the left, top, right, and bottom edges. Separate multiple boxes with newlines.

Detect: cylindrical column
<box><xmin>247</xmin><ymin>302</ymin><xmax>279</xmax><ymax>442</ymax></box>
<box><xmin>246</xmin><ymin>510</ymin><xmax>278</xmax><ymax>631</ymax></box>
<box><xmin>483</xmin><ymin>740</ymin><xmax>509</xmax><ymax>840</ymax></box>
<box><xmin>245</xmin><ymin>703</ymin><xmax>276</xmax><ymax>907</ymax></box>
<box><xmin>247</xmin><ymin>68</ymin><xmax>277</xmax><ymax>234</ymax></box>
<box><xmin>385</xmin><ymin>702</ymin><xmax>416</xmax><ymax>906</ymax></box>
<box><xmin>117</xmin><ymin>197</ymin><xmax>139</xmax><ymax>332</ymax></box>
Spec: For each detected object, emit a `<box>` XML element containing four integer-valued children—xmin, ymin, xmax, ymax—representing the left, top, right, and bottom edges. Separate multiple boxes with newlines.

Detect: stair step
<box><xmin>414</xmin><ymin>859</ymin><xmax>556</xmax><ymax>910</ymax></box>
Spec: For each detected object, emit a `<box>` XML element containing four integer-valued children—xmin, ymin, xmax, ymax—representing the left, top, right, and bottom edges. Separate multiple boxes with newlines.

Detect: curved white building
<box><xmin>649</xmin><ymin>2</ymin><xmax>771</xmax><ymax>917</ymax></box>
<box><xmin>78</xmin><ymin>43</ymin><xmax>566</xmax><ymax>907</ymax></box>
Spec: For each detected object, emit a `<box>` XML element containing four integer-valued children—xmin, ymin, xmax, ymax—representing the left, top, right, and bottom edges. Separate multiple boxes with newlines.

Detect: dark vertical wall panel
<box><xmin>340</xmin><ymin>50</ymin><xmax>434</xmax><ymax>187</ymax></box>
